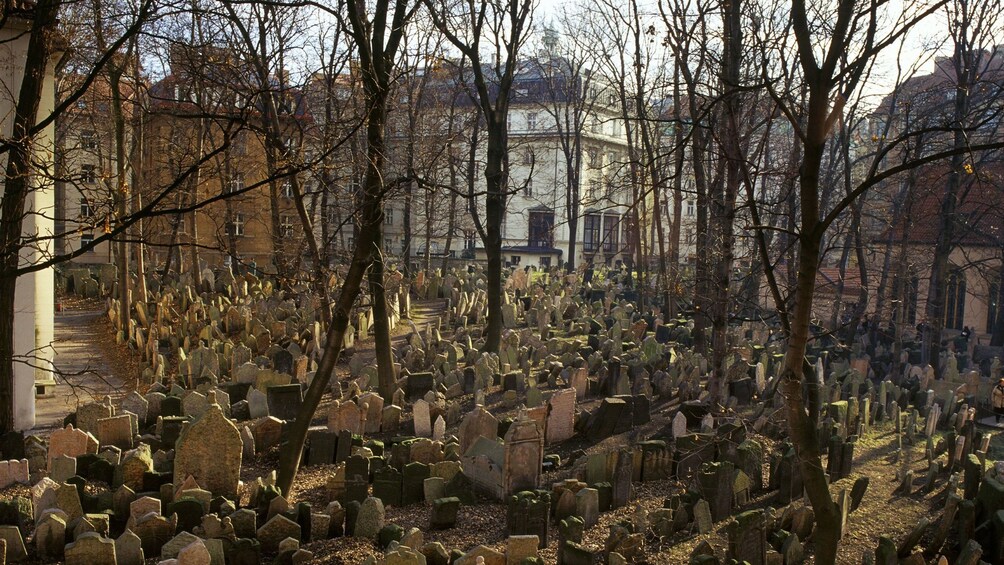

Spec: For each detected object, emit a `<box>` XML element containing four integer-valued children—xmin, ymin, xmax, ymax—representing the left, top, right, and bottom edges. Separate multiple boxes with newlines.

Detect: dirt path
<box><xmin>345</xmin><ymin>298</ymin><xmax>450</xmax><ymax>365</ymax></box>
<box><xmin>33</xmin><ymin>308</ymin><xmax>127</xmax><ymax>432</ymax></box>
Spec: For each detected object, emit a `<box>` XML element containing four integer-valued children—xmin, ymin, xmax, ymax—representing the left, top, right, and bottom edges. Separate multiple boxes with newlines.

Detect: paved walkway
<box><xmin>34</xmin><ymin>309</ymin><xmax>125</xmax><ymax>432</ymax></box>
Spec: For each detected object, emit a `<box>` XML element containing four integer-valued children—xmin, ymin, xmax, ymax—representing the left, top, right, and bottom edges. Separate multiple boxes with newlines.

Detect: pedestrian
<box><xmin>993</xmin><ymin>378</ymin><xmax>1004</xmax><ymax>423</ymax></box>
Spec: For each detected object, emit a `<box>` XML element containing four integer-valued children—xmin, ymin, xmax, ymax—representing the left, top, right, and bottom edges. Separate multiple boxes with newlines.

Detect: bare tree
<box><xmin>425</xmin><ymin>0</ymin><xmax>533</xmax><ymax>354</ymax></box>
<box><xmin>277</xmin><ymin>0</ymin><xmax>420</xmax><ymax>494</ymax></box>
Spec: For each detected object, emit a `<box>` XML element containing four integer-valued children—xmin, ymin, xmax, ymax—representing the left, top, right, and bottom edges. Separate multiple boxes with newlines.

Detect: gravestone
<box><xmin>546</xmin><ymin>389</ymin><xmax>576</xmax><ymax>445</ymax></box>
<box><xmin>503</xmin><ymin>412</ymin><xmax>543</xmax><ymax>496</ymax></box>
<box><xmin>173</xmin><ymin>404</ymin><xmax>242</xmax><ymax>499</ymax></box>
<box><xmin>413</xmin><ymin>400</ymin><xmax>432</xmax><ymax>438</ymax></box>
<box><xmin>266</xmin><ymin>384</ymin><xmax>303</xmax><ymax>422</ymax></box>
<box><xmin>459</xmin><ymin>406</ymin><xmax>499</xmax><ymax>455</ymax></box>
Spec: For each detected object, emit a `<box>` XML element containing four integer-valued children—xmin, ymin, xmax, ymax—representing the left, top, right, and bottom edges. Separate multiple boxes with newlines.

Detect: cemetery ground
<box><xmin>2</xmin><ymin>273</ymin><xmax>1003</xmax><ymax>565</ymax></box>
<box><xmin>268</xmin><ymin>399</ymin><xmax>1002</xmax><ymax>564</ymax></box>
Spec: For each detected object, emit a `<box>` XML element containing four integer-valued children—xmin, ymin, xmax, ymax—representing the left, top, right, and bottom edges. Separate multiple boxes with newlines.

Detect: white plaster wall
<box><xmin>0</xmin><ymin>18</ymin><xmax>57</xmax><ymax>430</ymax></box>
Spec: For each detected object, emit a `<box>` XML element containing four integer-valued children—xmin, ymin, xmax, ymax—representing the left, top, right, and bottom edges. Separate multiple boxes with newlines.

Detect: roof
<box><xmin>816</xmin><ymin>267</ymin><xmax>863</xmax><ymax>297</ymax></box>
<box><xmin>886</xmin><ymin>163</ymin><xmax>1004</xmax><ymax>247</ymax></box>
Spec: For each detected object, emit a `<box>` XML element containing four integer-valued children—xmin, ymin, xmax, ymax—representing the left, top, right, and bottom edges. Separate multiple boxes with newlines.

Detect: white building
<box><xmin>1</xmin><ymin>8</ymin><xmax>59</xmax><ymax>430</ymax></box>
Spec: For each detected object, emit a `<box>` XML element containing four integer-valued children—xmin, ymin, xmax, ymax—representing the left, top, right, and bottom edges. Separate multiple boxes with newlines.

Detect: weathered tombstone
<box><xmin>507</xmin><ymin>491</ymin><xmax>549</xmax><ymax>548</ymax></box>
<box><xmin>255</xmin><ymin>514</ymin><xmax>300</xmax><ymax>553</ymax></box>
<box><xmin>727</xmin><ymin>510</ymin><xmax>766</xmax><ymax>565</ymax></box>
<box><xmin>354</xmin><ymin>497</ymin><xmax>385</xmax><ymax>539</ymax></box>
<box><xmin>458</xmin><ymin>406</ymin><xmax>499</xmax><ymax>456</ymax></box>
<box><xmin>307</xmin><ymin>431</ymin><xmax>337</xmax><ymax>467</ymax></box>
<box><xmin>546</xmin><ymin>389</ymin><xmax>576</xmax><ymax>445</ymax></box>
<box><xmin>64</xmin><ymin>532</ymin><xmax>117</xmax><ymax>565</ymax></box>
<box><xmin>96</xmin><ymin>415</ymin><xmax>134</xmax><ymax>450</ymax></box>
<box><xmin>413</xmin><ymin>399</ymin><xmax>433</xmax><ymax>438</ymax></box>
<box><xmin>247</xmin><ymin>388</ymin><xmax>269</xmax><ymax>419</ymax></box>
<box><xmin>48</xmin><ymin>425</ymin><xmax>99</xmax><ymax>470</ymax></box>
<box><xmin>502</xmin><ymin>411</ymin><xmax>543</xmax><ymax>496</ymax></box>
<box><xmin>429</xmin><ymin>496</ymin><xmax>461</xmax><ymax>529</ymax></box>
<box><xmin>266</xmin><ymin>384</ymin><xmax>303</xmax><ymax>422</ymax></box>
<box><xmin>173</xmin><ymin>404</ymin><xmax>242</xmax><ymax>499</ymax></box>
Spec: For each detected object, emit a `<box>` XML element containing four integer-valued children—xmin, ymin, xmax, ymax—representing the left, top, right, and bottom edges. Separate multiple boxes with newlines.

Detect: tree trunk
<box><xmin>277</xmin><ymin>0</ymin><xmax>411</xmax><ymax>494</ymax></box>
<box><xmin>783</xmin><ymin>160</ymin><xmax>841</xmax><ymax>565</ymax></box>
<box><xmin>925</xmin><ymin>43</ymin><xmax>973</xmax><ymax>375</ymax></box>
<box><xmin>369</xmin><ymin>224</ymin><xmax>396</xmax><ymax>401</ymax></box>
<box><xmin>482</xmin><ymin>122</ymin><xmax>505</xmax><ymax>353</ymax></box>
<box><xmin>441</xmin><ymin>168</ymin><xmax>458</xmax><ymax>273</ymax></box>
<box><xmin>111</xmin><ymin>66</ymin><xmax>131</xmax><ymax>337</ymax></box>
<box><xmin>708</xmin><ymin>0</ymin><xmax>743</xmax><ymax>405</ymax></box>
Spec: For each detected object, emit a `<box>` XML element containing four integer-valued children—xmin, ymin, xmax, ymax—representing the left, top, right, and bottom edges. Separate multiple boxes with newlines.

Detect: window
<box><xmin>588</xmin><ymin>149</ymin><xmax>601</xmax><ymax>168</ymax></box>
<box><xmin>527</xmin><ymin>112</ymin><xmax>538</xmax><ymax>130</ymax></box>
<box><xmin>612</xmin><ymin>118</ymin><xmax>622</xmax><ymax>136</ymax></box>
<box><xmin>584</xmin><ymin>214</ymin><xmax>601</xmax><ymax>252</ymax></box>
<box><xmin>521</xmin><ymin>149</ymin><xmax>534</xmax><ymax>166</ymax></box>
<box><xmin>684</xmin><ymin>231</ymin><xmax>695</xmax><ymax>245</ymax></box>
<box><xmin>385</xmin><ymin>208</ymin><xmax>394</xmax><ymax>225</ymax></box>
<box><xmin>989</xmin><ymin>278</ymin><xmax>1001</xmax><ymax>334</ymax></box>
<box><xmin>944</xmin><ymin>268</ymin><xmax>966</xmax><ymax>330</ymax></box>
<box><xmin>225</xmin><ymin>175</ymin><xmax>244</xmax><ymax>195</ymax></box>
<box><xmin>591</xmin><ymin>117</ymin><xmax>602</xmax><ymax>134</ymax></box>
<box><xmin>622</xmin><ymin>216</ymin><xmax>634</xmax><ymax>253</ymax></box>
<box><xmin>528</xmin><ymin>210</ymin><xmax>554</xmax><ymax>248</ymax></box>
<box><xmin>80</xmin><ymin>131</ymin><xmax>97</xmax><ymax>150</ymax></box>
<box><xmin>232</xmin><ymin>133</ymin><xmax>247</xmax><ymax>156</ymax></box>
<box><xmin>540</xmin><ymin>256</ymin><xmax>551</xmax><ymax>268</ymax></box>
<box><xmin>511</xmin><ymin>255</ymin><xmax>521</xmax><ymax>265</ymax></box>
<box><xmin>79</xmin><ymin>198</ymin><xmax>94</xmax><ymax>218</ymax></box>
<box><xmin>603</xmin><ymin>215</ymin><xmax>620</xmax><ymax>253</ymax></box>
<box><xmin>280</xmin><ymin>214</ymin><xmax>295</xmax><ymax>237</ymax></box>
<box><xmin>80</xmin><ymin>233</ymin><xmax>94</xmax><ymax>251</ymax></box>
<box><xmin>523</xmin><ymin>177</ymin><xmax>533</xmax><ymax>198</ymax></box>
<box><xmin>81</xmin><ymin>164</ymin><xmax>96</xmax><ymax>184</ymax></box>
<box><xmin>227</xmin><ymin>213</ymin><xmax>245</xmax><ymax>236</ymax></box>
<box><xmin>347</xmin><ymin>236</ymin><xmax>354</xmax><ymax>249</ymax></box>
<box><xmin>280</xmin><ymin>180</ymin><xmax>294</xmax><ymax>198</ymax></box>
<box><xmin>686</xmin><ymin>200</ymin><xmax>695</xmax><ymax>217</ymax></box>
<box><xmin>385</xmin><ymin>237</ymin><xmax>393</xmax><ymax>250</ymax></box>
<box><xmin>588</xmin><ymin>179</ymin><xmax>601</xmax><ymax>200</ymax></box>
<box><xmin>891</xmin><ymin>273</ymin><xmax>918</xmax><ymax>326</ymax></box>
<box><xmin>465</xmin><ymin>233</ymin><xmax>477</xmax><ymax>250</ymax></box>
<box><xmin>174</xmin><ymin>215</ymin><xmax>186</xmax><ymax>234</ymax></box>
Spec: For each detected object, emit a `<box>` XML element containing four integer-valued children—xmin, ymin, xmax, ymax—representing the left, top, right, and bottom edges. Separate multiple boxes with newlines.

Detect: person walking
<box><xmin>993</xmin><ymin>378</ymin><xmax>1004</xmax><ymax>423</ymax></box>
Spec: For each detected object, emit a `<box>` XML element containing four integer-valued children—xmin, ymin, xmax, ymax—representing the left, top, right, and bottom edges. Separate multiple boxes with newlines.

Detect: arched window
<box><xmin>944</xmin><ymin>268</ymin><xmax>966</xmax><ymax>330</ymax></box>
<box><xmin>892</xmin><ymin>272</ymin><xmax>919</xmax><ymax>325</ymax></box>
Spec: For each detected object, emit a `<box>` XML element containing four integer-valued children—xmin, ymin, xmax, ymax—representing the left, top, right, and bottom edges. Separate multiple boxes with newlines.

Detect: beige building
<box><xmin>54</xmin><ymin>73</ymin><xmax>131</xmax><ymax>264</ymax></box>
<box><xmin>141</xmin><ymin>45</ymin><xmax>306</xmax><ymax>276</ymax></box>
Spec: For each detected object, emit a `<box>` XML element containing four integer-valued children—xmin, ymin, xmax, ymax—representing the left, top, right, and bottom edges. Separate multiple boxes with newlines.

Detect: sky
<box><xmin>531</xmin><ymin>0</ymin><xmax>964</xmax><ymax>105</ymax></box>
